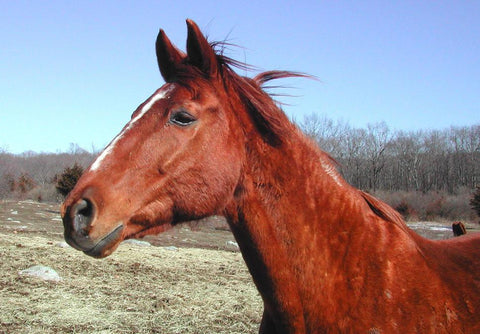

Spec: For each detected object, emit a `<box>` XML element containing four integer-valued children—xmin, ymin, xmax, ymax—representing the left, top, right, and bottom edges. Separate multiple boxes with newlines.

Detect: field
<box><xmin>1</xmin><ymin>200</ymin><xmax>478</xmax><ymax>333</ymax></box>
<box><xmin>0</xmin><ymin>201</ymin><xmax>262</xmax><ymax>333</ymax></box>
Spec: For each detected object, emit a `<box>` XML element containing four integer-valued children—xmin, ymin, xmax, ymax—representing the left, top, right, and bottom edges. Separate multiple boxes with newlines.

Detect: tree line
<box><xmin>0</xmin><ymin>144</ymin><xmax>94</xmax><ymax>202</ymax></box>
<box><xmin>299</xmin><ymin>114</ymin><xmax>480</xmax><ymax>194</ymax></box>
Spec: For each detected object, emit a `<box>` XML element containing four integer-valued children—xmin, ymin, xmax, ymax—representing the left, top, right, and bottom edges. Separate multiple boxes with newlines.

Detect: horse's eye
<box><xmin>169</xmin><ymin>111</ymin><xmax>196</xmax><ymax>126</ymax></box>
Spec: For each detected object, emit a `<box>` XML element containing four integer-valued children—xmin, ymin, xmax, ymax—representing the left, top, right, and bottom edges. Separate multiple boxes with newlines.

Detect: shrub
<box><xmin>55</xmin><ymin>163</ymin><xmax>84</xmax><ymax>197</ymax></box>
<box><xmin>17</xmin><ymin>173</ymin><xmax>36</xmax><ymax>194</ymax></box>
<box><xmin>28</xmin><ymin>184</ymin><xmax>62</xmax><ymax>203</ymax></box>
<box><xmin>424</xmin><ymin>196</ymin><xmax>446</xmax><ymax>221</ymax></box>
<box><xmin>0</xmin><ymin>173</ymin><xmax>15</xmax><ymax>199</ymax></box>
<box><xmin>394</xmin><ymin>199</ymin><xmax>417</xmax><ymax>220</ymax></box>
<box><xmin>374</xmin><ymin>189</ymin><xmax>475</xmax><ymax>222</ymax></box>
<box><xmin>471</xmin><ymin>186</ymin><xmax>480</xmax><ymax>221</ymax></box>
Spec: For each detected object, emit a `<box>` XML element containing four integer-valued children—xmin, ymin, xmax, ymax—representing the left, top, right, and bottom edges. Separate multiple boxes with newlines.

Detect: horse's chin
<box><xmin>81</xmin><ymin>225</ymin><xmax>125</xmax><ymax>259</ymax></box>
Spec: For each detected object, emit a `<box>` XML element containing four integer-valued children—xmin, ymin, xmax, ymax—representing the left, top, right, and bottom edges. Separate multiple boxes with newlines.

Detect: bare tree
<box><xmin>391</xmin><ymin>131</ymin><xmax>423</xmax><ymax>191</ymax></box>
<box><xmin>449</xmin><ymin>126</ymin><xmax>480</xmax><ymax>189</ymax></box>
<box><xmin>300</xmin><ymin>113</ymin><xmax>350</xmax><ymax>159</ymax></box>
<box><xmin>363</xmin><ymin>122</ymin><xmax>392</xmax><ymax>192</ymax></box>
<box><xmin>341</xmin><ymin>128</ymin><xmax>367</xmax><ymax>188</ymax></box>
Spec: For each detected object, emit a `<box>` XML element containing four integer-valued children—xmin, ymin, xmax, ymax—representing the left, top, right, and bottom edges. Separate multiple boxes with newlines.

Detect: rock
<box><xmin>18</xmin><ymin>265</ymin><xmax>62</xmax><ymax>282</ymax></box>
<box><xmin>226</xmin><ymin>240</ymin><xmax>239</xmax><ymax>249</ymax></box>
<box><xmin>121</xmin><ymin>239</ymin><xmax>152</xmax><ymax>247</ymax></box>
<box><xmin>163</xmin><ymin>246</ymin><xmax>179</xmax><ymax>251</ymax></box>
<box><xmin>56</xmin><ymin>241</ymin><xmax>70</xmax><ymax>248</ymax></box>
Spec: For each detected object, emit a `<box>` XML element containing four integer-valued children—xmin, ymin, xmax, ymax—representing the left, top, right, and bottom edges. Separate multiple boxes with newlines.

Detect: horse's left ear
<box><xmin>156</xmin><ymin>29</ymin><xmax>184</xmax><ymax>83</ymax></box>
<box><xmin>186</xmin><ymin>19</ymin><xmax>218</xmax><ymax>77</ymax></box>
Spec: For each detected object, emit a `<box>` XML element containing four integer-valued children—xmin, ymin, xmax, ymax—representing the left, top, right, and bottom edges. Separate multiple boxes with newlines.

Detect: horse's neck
<box><xmin>225</xmin><ymin>131</ymin><xmax>382</xmax><ymax>328</ymax></box>
<box><xmin>229</xmin><ymin>131</ymin><xmax>365</xmax><ymax>250</ymax></box>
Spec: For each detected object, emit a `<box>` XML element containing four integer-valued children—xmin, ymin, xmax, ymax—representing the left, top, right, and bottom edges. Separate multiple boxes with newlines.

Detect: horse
<box><xmin>62</xmin><ymin>19</ymin><xmax>480</xmax><ymax>333</ymax></box>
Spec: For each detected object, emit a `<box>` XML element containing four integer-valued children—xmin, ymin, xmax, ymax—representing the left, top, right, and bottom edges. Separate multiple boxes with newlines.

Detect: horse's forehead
<box><xmin>89</xmin><ymin>83</ymin><xmax>176</xmax><ymax>172</ymax></box>
<box><xmin>138</xmin><ymin>83</ymin><xmax>176</xmax><ymax>114</ymax></box>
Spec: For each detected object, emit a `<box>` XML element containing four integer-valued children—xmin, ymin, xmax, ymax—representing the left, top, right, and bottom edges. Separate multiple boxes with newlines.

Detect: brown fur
<box><xmin>62</xmin><ymin>20</ymin><xmax>480</xmax><ymax>333</ymax></box>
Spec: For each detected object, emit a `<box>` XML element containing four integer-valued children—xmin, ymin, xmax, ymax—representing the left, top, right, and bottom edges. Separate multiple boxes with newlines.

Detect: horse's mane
<box><xmin>218</xmin><ymin>53</ymin><xmax>308</xmax><ymax>146</ymax></box>
<box><xmin>360</xmin><ymin>190</ymin><xmax>411</xmax><ymax>233</ymax></box>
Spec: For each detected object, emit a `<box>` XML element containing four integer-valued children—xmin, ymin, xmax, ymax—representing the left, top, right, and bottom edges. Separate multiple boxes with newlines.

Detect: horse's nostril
<box><xmin>75</xmin><ymin>199</ymin><xmax>92</xmax><ymax>216</ymax></box>
<box><xmin>72</xmin><ymin>198</ymin><xmax>95</xmax><ymax>234</ymax></box>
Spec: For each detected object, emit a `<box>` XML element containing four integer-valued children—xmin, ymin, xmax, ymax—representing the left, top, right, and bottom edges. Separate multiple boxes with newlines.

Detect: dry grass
<box><xmin>0</xmin><ymin>201</ymin><xmax>262</xmax><ymax>334</ymax></box>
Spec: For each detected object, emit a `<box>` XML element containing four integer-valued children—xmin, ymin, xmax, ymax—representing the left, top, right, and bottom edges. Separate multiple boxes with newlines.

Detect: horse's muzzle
<box><xmin>62</xmin><ymin>198</ymin><xmax>124</xmax><ymax>258</ymax></box>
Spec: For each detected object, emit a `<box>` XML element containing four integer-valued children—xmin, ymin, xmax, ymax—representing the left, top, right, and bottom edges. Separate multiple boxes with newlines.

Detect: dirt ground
<box><xmin>0</xmin><ymin>200</ymin><xmax>478</xmax><ymax>333</ymax></box>
<box><xmin>0</xmin><ymin>200</ymin><xmax>262</xmax><ymax>333</ymax></box>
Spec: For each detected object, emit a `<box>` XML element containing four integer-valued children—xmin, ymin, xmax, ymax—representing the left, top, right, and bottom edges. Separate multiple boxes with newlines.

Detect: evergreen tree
<box><xmin>55</xmin><ymin>163</ymin><xmax>84</xmax><ymax>197</ymax></box>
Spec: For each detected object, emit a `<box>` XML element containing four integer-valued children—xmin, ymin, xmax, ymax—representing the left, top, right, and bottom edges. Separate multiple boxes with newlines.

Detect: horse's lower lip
<box><xmin>83</xmin><ymin>225</ymin><xmax>124</xmax><ymax>258</ymax></box>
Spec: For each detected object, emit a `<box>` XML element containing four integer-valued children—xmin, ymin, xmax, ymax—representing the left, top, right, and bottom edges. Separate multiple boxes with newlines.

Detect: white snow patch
<box><xmin>56</xmin><ymin>241</ymin><xmax>70</xmax><ymax>248</ymax></box>
<box><xmin>121</xmin><ymin>239</ymin><xmax>152</xmax><ymax>247</ymax></box>
<box><xmin>163</xmin><ymin>246</ymin><xmax>179</xmax><ymax>251</ymax></box>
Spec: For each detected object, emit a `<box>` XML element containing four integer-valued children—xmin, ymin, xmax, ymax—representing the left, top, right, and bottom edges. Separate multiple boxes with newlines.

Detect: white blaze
<box><xmin>89</xmin><ymin>84</ymin><xmax>174</xmax><ymax>172</ymax></box>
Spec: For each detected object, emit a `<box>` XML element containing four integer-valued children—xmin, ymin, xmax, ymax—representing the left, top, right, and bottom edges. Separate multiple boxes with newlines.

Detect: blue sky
<box><xmin>1</xmin><ymin>1</ymin><xmax>479</xmax><ymax>154</ymax></box>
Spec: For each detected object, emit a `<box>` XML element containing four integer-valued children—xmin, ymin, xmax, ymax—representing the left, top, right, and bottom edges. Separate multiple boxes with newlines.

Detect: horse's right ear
<box><xmin>156</xmin><ymin>29</ymin><xmax>184</xmax><ymax>82</ymax></box>
<box><xmin>186</xmin><ymin>19</ymin><xmax>218</xmax><ymax>77</ymax></box>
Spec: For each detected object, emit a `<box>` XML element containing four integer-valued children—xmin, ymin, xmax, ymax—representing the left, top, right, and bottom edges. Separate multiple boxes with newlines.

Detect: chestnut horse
<box><xmin>62</xmin><ymin>20</ymin><xmax>480</xmax><ymax>333</ymax></box>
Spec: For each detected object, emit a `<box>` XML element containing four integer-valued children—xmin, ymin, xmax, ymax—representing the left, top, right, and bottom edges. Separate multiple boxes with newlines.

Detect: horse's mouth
<box><xmin>67</xmin><ymin>224</ymin><xmax>125</xmax><ymax>259</ymax></box>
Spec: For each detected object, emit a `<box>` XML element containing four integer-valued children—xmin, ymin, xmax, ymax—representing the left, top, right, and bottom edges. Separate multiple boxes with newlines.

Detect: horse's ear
<box><xmin>156</xmin><ymin>29</ymin><xmax>184</xmax><ymax>82</ymax></box>
<box><xmin>186</xmin><ymin>19</ymin><xmax>218</xmax><ymax>77</ymax></box>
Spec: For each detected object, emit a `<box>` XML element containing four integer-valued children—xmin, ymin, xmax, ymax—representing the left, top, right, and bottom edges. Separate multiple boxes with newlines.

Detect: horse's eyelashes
<box><xmin>169</xmin><ymin>110</ymin><xmax>197</xmax><ymax>127</ymax></box>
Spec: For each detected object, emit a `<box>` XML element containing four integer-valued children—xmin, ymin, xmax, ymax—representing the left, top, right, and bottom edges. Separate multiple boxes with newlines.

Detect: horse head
<box><xmin>62</xmin><ymin>20</ymin><xmax>245</xmax><ymax>258</ymax></box>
